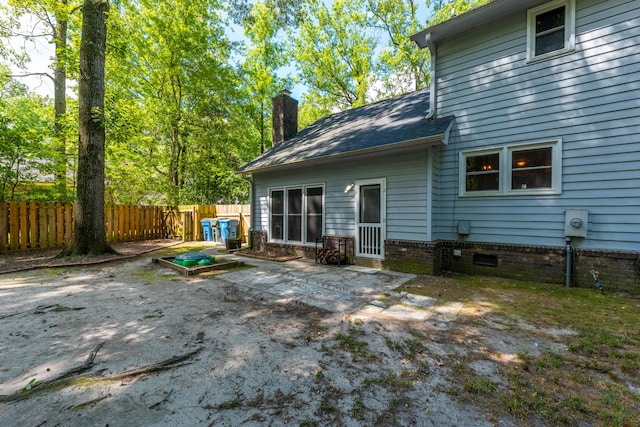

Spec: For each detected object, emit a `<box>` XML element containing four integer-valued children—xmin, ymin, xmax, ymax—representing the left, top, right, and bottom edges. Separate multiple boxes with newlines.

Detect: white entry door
<box><xmin>355</xmin><ymin>179</ymin><xmax>385</xmax><ymax>258</ymax></box>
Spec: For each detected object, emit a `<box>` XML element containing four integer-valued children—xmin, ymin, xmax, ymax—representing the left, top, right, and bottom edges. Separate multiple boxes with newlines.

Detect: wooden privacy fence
<box><xmin>0</xmin><ymin>201</ymin><xmax>172</xmax><ymax>252</ymax></box>
<box><xmin>178</xmin><ymin>204</ymin><xmax>250</xmax><ymax>242</ymax></box>
<box><xmin>0</xmin><ymin>202</ymin><xmax>251</xmax><ymax>253</ymax></box>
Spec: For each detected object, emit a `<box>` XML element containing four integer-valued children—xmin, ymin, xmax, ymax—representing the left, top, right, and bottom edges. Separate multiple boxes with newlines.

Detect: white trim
<box><xmin>268</xmin><ymin>183</ymin><xmax>325</xmax><ymax>244</ymax></box>
<box><xmin>526</xmin><ymin>0</ymin><xmax>576</xmax><ymax>62</ymax></box>
<box><xmin>425</xmin><ymin>33</ymin><xmax>436</xmax><ymax>119</ymax></box>
<box><xmin>459</xmin><ymin>139</ymin><xmax>563</xmax><ymax>197</ymax></box>
<box><xmin>354</xmin><ymin>178</ymin><xmax>386</xmax><ymax>259</ymax></box>
<box><xmin>426</xmin><ymin>146</ymin><xmax>433</xmax><ymax>242</ymax></box>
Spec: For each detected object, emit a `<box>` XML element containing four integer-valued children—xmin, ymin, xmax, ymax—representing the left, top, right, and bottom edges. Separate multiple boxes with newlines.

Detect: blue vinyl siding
<box><xmin>434</xmin><ymin>0</ymin><xmax>640</xmax><ymax>251</ymax></box>
<box><xmin>252</xmin><ymin>149</ymin><xmax>432</xmax><ymax>243</ymax></box>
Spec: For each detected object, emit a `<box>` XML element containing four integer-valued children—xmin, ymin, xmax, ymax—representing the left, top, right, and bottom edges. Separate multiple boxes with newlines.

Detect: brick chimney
<box><xmin>272</xmin><ymin>89</ymin><xmax>298</xmax><ymax>147</ymax></box>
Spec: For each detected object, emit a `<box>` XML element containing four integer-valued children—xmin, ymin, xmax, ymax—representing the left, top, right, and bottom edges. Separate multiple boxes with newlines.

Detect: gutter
<box><xmin>426</xmin><ymin>34</ymin><xmax>436</xmax><ymax>119</ymax></box>
<box><xmin>411</xmin><ymin>32</ymin><xmax>437</xmax><ymax>119</ymax></box>
<box><xmin>236</xmin><ymin>130</ymin><xmax>451</xmax><ymax>174</ymax></box>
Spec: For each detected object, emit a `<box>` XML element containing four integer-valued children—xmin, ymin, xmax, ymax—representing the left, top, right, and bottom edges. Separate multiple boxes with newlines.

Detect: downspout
<box><xmin>241</xmin><ymin>174</ymin><xmax>254</xmax><ymax>249</ymax></box>
<box><xmin>426</xmin><ymin>33</ymin><xmax>436</xmax><ymax>119</ymax></box>
<box><xmin>565</xmin><ymin>237</ymin><xmax>573</xmax><ymax>288</ymax></box>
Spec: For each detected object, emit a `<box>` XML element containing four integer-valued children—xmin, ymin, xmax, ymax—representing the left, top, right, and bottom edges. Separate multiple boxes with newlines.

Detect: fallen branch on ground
<box><xmin>0</xmin><ymin>345</ymin><xmax>202</xmax><ymax>403</ymax></box>
<box><xmin>95</xmin><ymin>348</ymin><xmax>202</xmax><ymax>381</ymax></box>
<box><xmin>0</xmin><ymin>342</ymin><xmax>104</xmax><ymax>403</ymax></box>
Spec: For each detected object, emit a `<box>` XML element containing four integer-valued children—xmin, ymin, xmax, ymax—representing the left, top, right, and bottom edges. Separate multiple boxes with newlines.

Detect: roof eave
<box><xmin>410</xmin><ymin>0</ymin><xmax>548</xmax><ymax>46</ymax></box>
<box><xmin>236</xmin><ymin>129</ymin><xmax>452</xmax><ymax>175</ymax></box>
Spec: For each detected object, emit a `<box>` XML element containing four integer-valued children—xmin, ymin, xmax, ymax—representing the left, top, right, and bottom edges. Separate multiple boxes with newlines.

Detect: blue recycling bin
<box><xmin>200</xmin><ymin>219</ymin><xmax>213</xmax><ymax>241</ymax></box>
<box><xmin>218</xmin><ymin>219</ymin><xmax>230</xmax><ymax>243</ymax></box>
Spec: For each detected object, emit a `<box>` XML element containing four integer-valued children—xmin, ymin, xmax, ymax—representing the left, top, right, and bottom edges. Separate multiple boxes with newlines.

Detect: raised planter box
<box><xmin>152</xmin><ymin>256</ymin><xmax>244</xmax><ymax>276</ymax></box>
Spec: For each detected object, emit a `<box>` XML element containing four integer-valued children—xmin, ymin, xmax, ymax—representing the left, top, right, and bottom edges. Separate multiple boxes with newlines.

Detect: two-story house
<box><xmin>238</xmin><ymin>0</ymin><xmax>640</xmax><ymax>293</ymax></box>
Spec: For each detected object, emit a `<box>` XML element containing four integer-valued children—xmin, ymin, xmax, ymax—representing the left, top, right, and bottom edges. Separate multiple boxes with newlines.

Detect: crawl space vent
<box><xmin>473</xmin><ymin>253</ymin><xmax>498</xmax><ymax>267</ymax></box>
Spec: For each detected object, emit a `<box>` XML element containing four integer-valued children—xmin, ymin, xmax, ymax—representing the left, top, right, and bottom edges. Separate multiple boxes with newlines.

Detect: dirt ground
<box><xmin>0</xmin><ymin>241</ymin><xmax>616</xmax><ymax>426</ymax></box>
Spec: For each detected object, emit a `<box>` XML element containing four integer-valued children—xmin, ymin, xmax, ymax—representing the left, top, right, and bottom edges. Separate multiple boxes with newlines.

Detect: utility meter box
<box><xmin>564</xmin><ymin>209</ymin><xmax>588</xmax><ymax>238</ymax></box>
<box><xmin>457</xmin><ymin>220</ymin><xmax>470</xmax><ymax>236</ymax></box>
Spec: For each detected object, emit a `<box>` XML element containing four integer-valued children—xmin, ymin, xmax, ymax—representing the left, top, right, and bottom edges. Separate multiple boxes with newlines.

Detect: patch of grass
<box><xmin>397</xmin><ymin>273</ymin><xmax>640</xmax><ymax>426</ymax></box>
<box><xmin>362</xmin><ymin>370</ymin><xmax>417</xmax><ymax>391</ymax></box>
<box><xmin>20</xmin><ymin>378</ymin><xmax>43</xmax><ymax>393</ymax></box>
<box><xmin>374</xmin><ymin>394</ymin><xmax>411</xmax><ymax>426</ymax></box>
<box><xmin>319</xmin><ymin>384</ymin><xmax>343</xmax><ymax>415</ymax></box>
<box><xmin>384</xmin><ymin>336</ymin><xmax>403</xmax><ymax>352</ymax></box>
<box><xmin>299</xmin><ymin>418</ymin><xmax>318</xmax><ymax>427</ymax></box>
<box><xmin>403</xmin><ymin>338</ymin><xmax>426</xmax><ymax>360</ymax></box>
<box><xmin>535</xmin><ymin>350</ymin><xmax>564</xmax><ymax>370</ymax></box>
<box><xmin>333</xmin><ymin>326</ymin><xmax>373</xmax><ymax>361</ymax></box>
<box><xmin>351</xmin><ymin>398</ymin><xmax>366</xmax><ymax>420</ymax></box>
<box><xmin>451</xmin><ymin>363</ymin><xmax>497</xmax><ymax>396</ymax></box>
<box><xmin>217</xmin><ymin>397</ymin><xmax>241</xmax><ymax>410</ymax></box>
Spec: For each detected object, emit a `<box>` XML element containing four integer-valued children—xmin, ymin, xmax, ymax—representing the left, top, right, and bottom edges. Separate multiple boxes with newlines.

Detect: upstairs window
<box><xmin>527</xmin><ymin>0</ymin><xmax>575</xmax><ymax>61</ymax></box>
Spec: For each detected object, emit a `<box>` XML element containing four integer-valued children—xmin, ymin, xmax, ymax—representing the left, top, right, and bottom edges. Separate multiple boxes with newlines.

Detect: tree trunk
<box><xmin>53</xmin><ymin>0</ymin><xmax>68</xmax><ymax>200</ymax></box>
<box><xmin>61</xmin><ymin>0</ymin><xmax>115</xmax><ymax>256</ymax></box>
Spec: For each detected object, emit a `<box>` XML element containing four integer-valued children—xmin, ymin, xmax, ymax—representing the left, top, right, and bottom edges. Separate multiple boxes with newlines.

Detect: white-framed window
<box><xmin>526</xmin><ymin>0</ymin><xmax>575</xmax><ymax>62</ymax></box>
<box><xmin>459</xmin><ymin>140</ymin><xmax>562</xmax><ymax>197</ymax></box>
<box><xmin>269</xmin><ymin>184</ymin><xmax>324</xmax><ymax>243</ymax></box>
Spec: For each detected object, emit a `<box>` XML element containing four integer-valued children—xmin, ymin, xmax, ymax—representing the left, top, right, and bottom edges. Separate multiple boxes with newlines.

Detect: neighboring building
<box><xmin>238</xmin><ymin>0</ymin><xmax>640</xmax><ymax>293</ymax></box>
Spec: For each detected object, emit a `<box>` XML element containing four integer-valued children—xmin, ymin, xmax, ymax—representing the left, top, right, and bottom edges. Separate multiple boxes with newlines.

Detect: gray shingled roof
<box><xmin>237</xmin><ymin>88</ymin><xmax>454</xmax><ymax>174</ymax></box>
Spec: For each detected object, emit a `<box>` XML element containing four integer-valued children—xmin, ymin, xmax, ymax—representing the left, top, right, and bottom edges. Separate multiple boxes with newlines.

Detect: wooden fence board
<box><xmin>0</xmin><ymin>202</ymin><xmax>7</xmax><ymax>251</ymax></box>
<box><xmin>56</xmin><ymin>203</ymin><xmax>64</xmax><ymax>247</ymax></box>
<box><xmin>29</xmin><ymin>202</ymin><xmax>38</xmax><ymax>249</ymax></box>
<box><xmin>19</xmin><ymin>202</ymin><xmax>28</xmax><ymax>250</ymax></box>
<box><xmin>38</xmin><ymin>202</ymin><xmax>47</xmax><ymax>248</ymax></box>
<box><xmin>1</xmin><ymin>203</ymin><xmax>251</xmax><ymax>252</ymax></box>
<box><xmin>65</xmin><ymin>203</ymin><xmax>72</xmax><ymax>245</ymax></box>
<box><xmin>9</xmin><ymin>202</ymin><xmax>19</xmax><ymax>250</ymax></box>
<box><xmin>47</xmin><ymin>203</ymin><xmax>55</xmax><ymax>248</ymax></box>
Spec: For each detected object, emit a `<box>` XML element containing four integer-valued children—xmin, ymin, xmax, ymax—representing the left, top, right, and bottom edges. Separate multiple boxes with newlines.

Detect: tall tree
<box><xmin>61</xmin><ymin>0</ymin><xmax>113</xmax><ymax>256</ymax></box>
<box><xmin>292</xmin><ymin>0</ymin><xmax>375</xmax><ymax>110</ymax></box>
<box><xmin>368</xmin><ymin>0</ymin><xmax>429</xmax><ymax>96</ymax></box>
<box><xmin>427</xmin><ymin>0</ymin><xmax>490</xmax><ymax>25</ymax></box>
<box><xmin>0</xmin><ymin>68</ymin><xmax>53</xmax><ymax>201</ymax></box>
<box><xmin>0</xmin><ymin>0</ymin><xmax>79</xmax><ymax>201</ymax></box>
<box><xmin>112</xmin><ymin>0</ymin><xmax>248</xmax><ymax>204</ymax></box>
<box><xmin>241</xmin><ymin>0</ymin><xmax>290</xmax><ymax>154</ymax></box>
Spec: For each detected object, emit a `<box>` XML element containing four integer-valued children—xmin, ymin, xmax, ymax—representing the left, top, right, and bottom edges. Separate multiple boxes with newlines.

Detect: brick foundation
<box><xmin>385</xmin><ymin>239</ymin><xmax>640</xmax><ymax>295</ymax></box>
<box><xmin>573</xmin><ymin>249</ymin><xmax>640</xmax><ymax>295</ymax></box>
<box><xmin>250</xmin><ymin>231</ymin><xmax>640</xmax><ymax>294</ymax></box>
<box><xmin>249</xmin><ymin>231</ymin><xmax>354</xmax><ymax>262</ymax></box>
<box><xmin>384</xmin><ymin>240</ymin><xmax>442</xmax><ymax>275</ymax></box>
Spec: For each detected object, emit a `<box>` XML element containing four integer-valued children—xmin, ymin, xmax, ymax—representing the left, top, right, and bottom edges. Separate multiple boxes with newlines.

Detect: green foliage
<box><xmin>0</xmin><ymin>69</ymin><xmax>55</xmax><ymax>201</ymax></box>
<box><xmin>427</xmin><ymin>0</ymin><xmax>491</xmax><ymax>25</ymax></box>
<box><xmin>0</xmin><ymin>0</ymin><xmax>492</xmax><ymax>203</ymax></box>
<box><xmin>102</xmin><ymin>0</ymin><xmax>255</xmax><ymax>204</ymax></box>
<box><xmin>292</xmin><ymin>0</ymin><xmax>375</xmax><ymax>110</ymax></box>
<box><xmin>368</xmin><ymin>0</ymin><xmax>430</xmax><ymax>95</ymax></box>
<box><xmin>241</xmin><ymin>0</ymin><xmax>291</xmax><ymax>154</ymax></box>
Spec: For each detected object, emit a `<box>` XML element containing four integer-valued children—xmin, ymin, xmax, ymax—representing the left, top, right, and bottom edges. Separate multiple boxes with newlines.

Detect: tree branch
<box><xmin>7</xmin><ymin>72</ymin><xmax>54</xmax><ymax>82</ymax></box>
